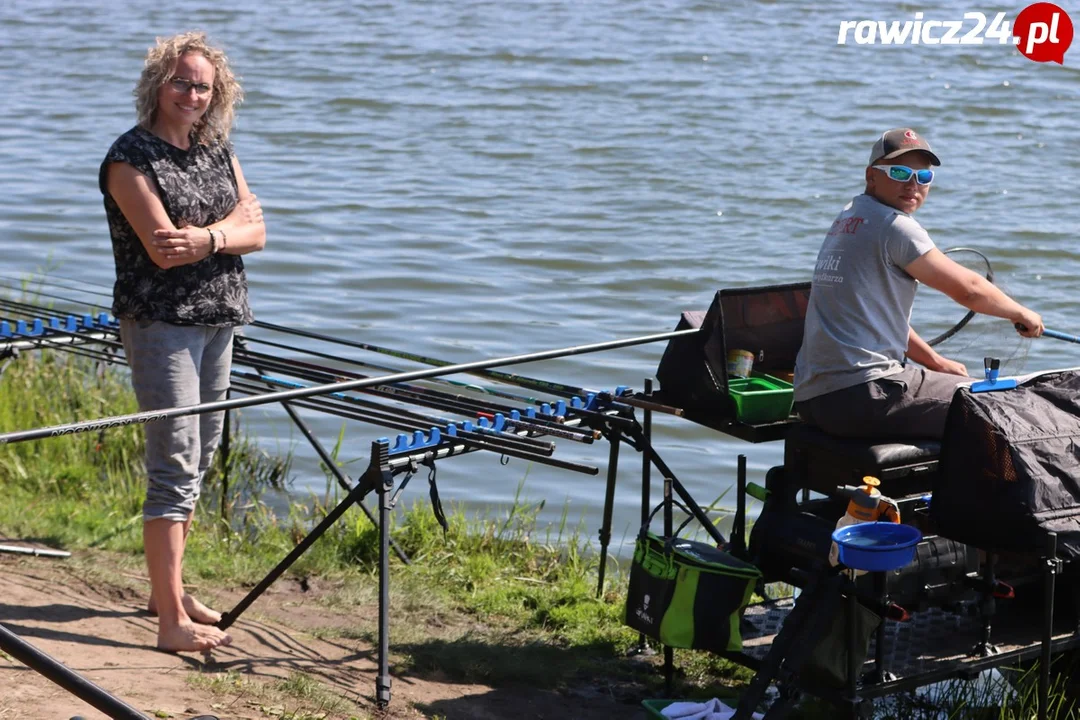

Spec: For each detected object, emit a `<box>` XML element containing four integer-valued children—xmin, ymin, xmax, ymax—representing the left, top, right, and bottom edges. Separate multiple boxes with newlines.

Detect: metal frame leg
<box><xmin>278</xmin><ymin>401</ymin><xmax>410</xmax><ymax>565</ymax></box>
<box><xmin>638</xmin><ymin>378</ymin><xmax>653</xmax><ymax>654</ymax></box>
<box><xmin>596</xmin><ymin>427</ymin><xmax>621</xmax><ymax>597</ymax></box>
<box><xmin>1039</xmin><ymin>532</ymin><xmax>1060</xmax><ymax>720</ymax></box>
<box><xmin>375</xmin><ymin>441</ymin><xmax>394</xmax><ymax>707</ymax></box>
<box><xmin>0</xmin><ymin>622</ymin><xmax>151</xmax><ymax>719</ymax></box>
<box><xmin>217</xmin><ymin>442</ymin><xmax>391</xmax><ymax>631</ymax></box>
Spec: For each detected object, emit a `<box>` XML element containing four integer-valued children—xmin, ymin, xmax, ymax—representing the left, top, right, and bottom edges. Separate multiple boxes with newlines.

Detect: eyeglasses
<box><xmin>167</xmin><ymin>77</ymin><xmax>212</xmax><ymax>96</ymax></box>
<box><xmin>873</xmin><ymin>165</ymin><xmax>935</xmax><ymax>186</ymax></box>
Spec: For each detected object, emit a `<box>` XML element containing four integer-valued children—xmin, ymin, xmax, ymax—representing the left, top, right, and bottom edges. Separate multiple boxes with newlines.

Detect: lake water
<box><xmin>1</xmin><ymin>0</ymin><xmax>1078</xmax><ymax>554</ymax></box>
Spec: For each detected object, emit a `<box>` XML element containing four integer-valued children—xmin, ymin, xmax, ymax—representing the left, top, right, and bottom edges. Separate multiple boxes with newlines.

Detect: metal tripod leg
<box><xmin>217</xmin><ymin>443</ymin><xmax>390</xmax><ymax>631</ymax></box>
<box><xmin>596</xmin><ymin>427</ymin><xmax>621</xmax><ymax>597</ymax></box>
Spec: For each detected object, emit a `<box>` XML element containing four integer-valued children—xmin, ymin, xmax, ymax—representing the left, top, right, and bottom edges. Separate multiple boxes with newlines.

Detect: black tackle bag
<box><xmin>655</xmin><ymin>283</ymin><xmax>810</xmax><ymax>412</ymax></box>
<box><xmin>933</xmin><ymin>369</ymin><xmax>1080</xmax><ymax>558</ymax></box>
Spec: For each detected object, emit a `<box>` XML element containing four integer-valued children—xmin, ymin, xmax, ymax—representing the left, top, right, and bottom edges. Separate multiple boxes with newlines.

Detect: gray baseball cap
<box><xmin>869</xmin><ymin>128</ymin><xmax>941</xmax><ymax>166</ymax></box>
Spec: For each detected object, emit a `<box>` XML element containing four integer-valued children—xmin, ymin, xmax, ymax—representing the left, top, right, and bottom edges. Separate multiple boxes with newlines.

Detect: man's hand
<box><xmin>933</xmin><ymin>357</ymin><xmax>969</xmax><ymax>377</ymax></box>
<box><xmin>1013</xmin><ymin>307</ymin><xmax>1044</xmax><ymax>338</ymax></box>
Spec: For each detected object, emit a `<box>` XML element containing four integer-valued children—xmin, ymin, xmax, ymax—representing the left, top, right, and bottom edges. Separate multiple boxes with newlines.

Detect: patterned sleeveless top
<box><xmin>99</xmin><ymin>126</ymin><xmax>254</xmax><ymax>326</ymax></box>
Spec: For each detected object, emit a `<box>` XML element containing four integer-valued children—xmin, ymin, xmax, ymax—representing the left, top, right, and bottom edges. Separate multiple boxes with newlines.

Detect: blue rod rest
<box><xmin>570</xmin><ymin>392</ymin><xmax>599</xmax><ymax>411</ymax></box>
<box><xmin>30</xmin><ymin>318</ymin><xmax>43</xmax><ymax>336</ymax></box>
<box><xmin>0</xmin><ymin>321</ymin><xmax>10</xmax><ymax>338</ymax></box>
<box><xmin>81</xmin><ymin>314</ymin><xmax>94</xmax><ymax>328</ymax></box>
<box><xmin>971</xmin><ymin>358</ymin><xmax>1018</xmax><ymax>393</ymax></box>
<box><xmin>15</xmin><ymin>320</ymin><xmax>27</xmax><ymax>336</ymax></box>
<box><xmin>509</xmin><ymin>409</ymin><xmax>521</xmax><ymax>422</ymax></box>
<box><xmin>391</xmin><ymin>433</ymin><xmax>411</xmax><ymax>453</ymax></box>
<box><xmin>65</xmin><ymin>315</ymin><xmax>78</xmax><ymax>332</ymax></box>
<box><xmin>525</xmin><ymin>406</ymin><xmax>536</xmax><ymax>419</ymax></box>
<box><xmin>570</xmin><ymin>392</ymin><xmax>598</xmax><ymax>411</ymax></box>
<box><xmin>540</xmin><ymin>403</ymin><xmax>552</xmax><ymax>416</ymax></box>
<box><xmin>553</xmin><ymin>400</ymin><xmax>567</xmax><ymax>417</ymax></box>
<box><xmin>97</xmin><ymin>312</ymin><xmax>111</xmax><ymax>327</ymax></box>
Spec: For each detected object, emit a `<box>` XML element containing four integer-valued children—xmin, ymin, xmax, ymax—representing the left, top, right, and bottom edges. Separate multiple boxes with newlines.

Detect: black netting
<box><xmin>933</xmin><ymin>370</ymin><xmax>1080</xmax><ymax>557</ymax></box>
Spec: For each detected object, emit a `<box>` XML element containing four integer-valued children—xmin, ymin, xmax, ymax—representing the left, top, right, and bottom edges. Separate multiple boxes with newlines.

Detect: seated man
<box><xmin>793</xmin><ymin>128</ymin><xmax>1043</xmax><ymax>439</ymax></box>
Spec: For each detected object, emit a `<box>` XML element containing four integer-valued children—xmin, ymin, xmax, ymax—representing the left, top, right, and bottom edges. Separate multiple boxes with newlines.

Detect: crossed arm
<box><xmin>105</xmin><ymin>156</ymin><xmax>266</xmax><ymax>270</ymax></box>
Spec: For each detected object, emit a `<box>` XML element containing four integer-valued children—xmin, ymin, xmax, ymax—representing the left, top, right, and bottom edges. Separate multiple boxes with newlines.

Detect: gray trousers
<box><xmin>120</xmin><ymin>319</ymin><xmax>233</xmax><ymax>522</ymax></box>
<box><xmin>794</xmin><ymin>365</ymin><xmax>971</xmax><ymax>440</ymax></box>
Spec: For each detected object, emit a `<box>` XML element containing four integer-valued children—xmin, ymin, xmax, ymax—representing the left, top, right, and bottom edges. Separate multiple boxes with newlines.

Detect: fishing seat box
<box><xmin>783</xmin><ymin>425</ymin><xmax>941</xmax><ymax>499</ymax></box>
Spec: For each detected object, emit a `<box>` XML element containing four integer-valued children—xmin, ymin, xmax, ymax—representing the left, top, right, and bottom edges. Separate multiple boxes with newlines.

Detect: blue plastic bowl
<box><xmin>832</xmin><ymin>522</ymin><xmax>922</xmax><ymax>572</ymax></box>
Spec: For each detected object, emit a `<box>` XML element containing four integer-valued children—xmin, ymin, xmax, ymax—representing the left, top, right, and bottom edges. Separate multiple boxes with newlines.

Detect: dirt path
<box><xmin>0</xmin><ymin>548</ymin><xmax>646</xmax><ymax>720</ymax></box>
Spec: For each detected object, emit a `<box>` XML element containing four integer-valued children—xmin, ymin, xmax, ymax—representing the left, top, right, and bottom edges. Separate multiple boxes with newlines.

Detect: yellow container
<box><xmin>726</xmin><ymin>349</ymin><xmax>754</xmax><ymax>378</ymax></box>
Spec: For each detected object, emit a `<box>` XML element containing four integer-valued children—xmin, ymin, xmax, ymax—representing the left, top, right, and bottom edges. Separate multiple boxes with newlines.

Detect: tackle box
<box><xmin>727</xmin><ymin>373</ymin><xmax>794</xmax><ymax>424</ymax></box>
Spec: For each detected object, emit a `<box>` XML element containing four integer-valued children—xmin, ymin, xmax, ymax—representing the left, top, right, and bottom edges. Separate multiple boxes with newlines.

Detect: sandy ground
<box><xmin>0</xmin><ymin>547</ymin><xmax>646</xmax><ymax>720</ymax></box>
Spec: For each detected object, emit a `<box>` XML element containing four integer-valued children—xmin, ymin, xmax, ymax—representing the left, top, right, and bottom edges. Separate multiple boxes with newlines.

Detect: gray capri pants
<box><xmin>120</xmin><ymin>319</ymin><xmax>234</xmax><ymax>522</ymax></box>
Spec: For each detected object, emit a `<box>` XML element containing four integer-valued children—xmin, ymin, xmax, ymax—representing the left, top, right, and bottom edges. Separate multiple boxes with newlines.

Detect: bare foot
<box><xmin>148</xmin><ymin>593</ymin><xmax>222</xmax><ymax>625</ymax></box>
<box><xmin>157</xmin><ymin>621</ymin><xmax>232</xmax><ymax>653</ymax></box>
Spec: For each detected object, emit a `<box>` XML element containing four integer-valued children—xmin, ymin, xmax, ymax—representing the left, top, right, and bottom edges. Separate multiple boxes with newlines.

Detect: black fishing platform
<box><xmin>630</xmin><ymin>281</ymin><xmax>1080</xmax><ymax>720</ymax></box>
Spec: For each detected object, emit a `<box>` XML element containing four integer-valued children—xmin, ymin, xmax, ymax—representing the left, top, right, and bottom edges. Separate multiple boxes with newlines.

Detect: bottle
<box><xmin>828</xmin><ymin>476</ymin><xmax>900</xmax><ymax>573</ymax></box>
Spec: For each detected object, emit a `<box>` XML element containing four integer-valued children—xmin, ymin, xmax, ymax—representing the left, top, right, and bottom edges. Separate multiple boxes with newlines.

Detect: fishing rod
<box><xmin>0</xmin><ymin>274</ymin><xmax>112</xmax><ymax>304</ymax></box>
<box><xmin>0</xmin><ymin>327</ymin><xmax>694</xmax><ymax>445</ymax></box>
<box><xmin>1014</xmin><ymin>323</ymin><xmax>1080</xmax><ymax>345</ymax></box>
<box><xmin>0</xmin><ymin>280</ymin><xmax>109</xmax><ymax>315</ymax></box>
<box><xmin>231</xmin><ymin>369</ymin><xmax>556</xmax><ymax>456</ymax></box>
<box><xmin>1041</xmin><ymin>329</ymin><xmax>1080</xmax><ymax>345</ymax></box>
<box><xmin>0</xmin><ymin>312</ymin><xmax>594</xmax><ymax>448</ymax></box>
<box><xmin>240</xmin><ymin>334</ymin><xmax>553</xmax><ymax>407</ymax></box>
<box><xmin>233</xmin><ymin>350</ymin><xmax>598</xmax><ymax>444</ymax></box>
<box><xmin>0</xmin><ymin>293</ymin><xmax>592</xmax><ymax>418</ymax></box>
<box><xmin>0</xmin><ymin>294</ymin><xmax>554</xmax><ymax>417</ymax></box>
<box><xmin>0</xmin><ymin>321</ymin><xmax>560</xmax><ymax>458</ymax></box>
<box><xmin>226</xmin><ymin>380</ymin><xmax>597</xmax><ymax>475</ymax></box>
<box><xmin>0</xmin><ymin>291</ymin><xmax>631</xmax><ymax>404</ymax></box>
<box><xmin>252</xmin><ymin>319</ymin><xmax>611</xmax><ymax>399</ymax></box>
<box><xmin>233</xmin><ymin>346</ymin><xmax>591</xmax><ymax>437</ymax></box>
<box><xmin>235</xmin><ymin>348</ymin><xmax>532</xmax><ymax>420</ymax></box>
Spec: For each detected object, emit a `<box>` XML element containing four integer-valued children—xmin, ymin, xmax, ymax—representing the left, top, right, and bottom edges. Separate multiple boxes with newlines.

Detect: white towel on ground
<box><xmin>660</xmin><ymin>697</ymin><xmax>764</xmax><ymax>720</ymax></box>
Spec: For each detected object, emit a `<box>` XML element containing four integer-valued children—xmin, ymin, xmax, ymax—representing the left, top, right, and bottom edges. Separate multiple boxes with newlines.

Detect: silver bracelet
<box><xmin>207</xmin><ymin>228</ymin><xmax>218</xmax><ymax>254</ymax></box>
<box><xmin>219</xmin><ymin>229</ymin><xmax>227</xmax><ymax>252</ymax></box>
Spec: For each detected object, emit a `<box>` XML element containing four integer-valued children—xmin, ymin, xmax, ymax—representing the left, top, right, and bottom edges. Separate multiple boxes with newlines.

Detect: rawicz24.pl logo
<box><xmin>837</xmin><ymin>2</ymin><xmax>1073</xmax><ymax>64</ymax></box>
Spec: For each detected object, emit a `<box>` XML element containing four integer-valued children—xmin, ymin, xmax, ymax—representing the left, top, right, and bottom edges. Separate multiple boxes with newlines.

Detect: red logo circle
<box><xmin>1014</xmin><ymin>3</ymin><xmax>1073</xmax><ymax>64</ymax></box>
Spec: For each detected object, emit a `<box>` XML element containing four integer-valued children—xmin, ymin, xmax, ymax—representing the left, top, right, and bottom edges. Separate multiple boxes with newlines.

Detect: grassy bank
<box><xmin>0</xmin><ymin>349</ymin><xmax>1076</xmax><ymax>719</ymax></box>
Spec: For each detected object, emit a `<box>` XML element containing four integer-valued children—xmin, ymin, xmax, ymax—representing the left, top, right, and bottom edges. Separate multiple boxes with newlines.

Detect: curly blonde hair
<box><xmin>134</xmin><ymin>31</ymin><xmax>243</xmax><ymax>145</ymax></box>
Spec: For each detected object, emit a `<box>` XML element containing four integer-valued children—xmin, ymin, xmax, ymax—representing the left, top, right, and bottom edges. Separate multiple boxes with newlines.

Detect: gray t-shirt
<box><xmin>793</xmin><ymin>193</ymin><xmax>936</xmax><ymax>401</ymax></box>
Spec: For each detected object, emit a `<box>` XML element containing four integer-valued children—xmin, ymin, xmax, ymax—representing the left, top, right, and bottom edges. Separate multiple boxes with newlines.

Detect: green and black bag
<box><xmin>624</xmin><ymin>502</ymin><xmax>762</xmax><ymax>653</ymax></box>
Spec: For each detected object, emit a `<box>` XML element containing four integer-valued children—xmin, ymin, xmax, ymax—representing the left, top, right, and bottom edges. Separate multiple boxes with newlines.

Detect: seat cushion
<box><xmin>783</xmin><ymin>423</ymin><xmax>941</xmax><ymax>496</ymax></box>
<box><xmin>785</xmin><ymin>424</ymin><xmax>940</xmax><ymax>470</ymax></box>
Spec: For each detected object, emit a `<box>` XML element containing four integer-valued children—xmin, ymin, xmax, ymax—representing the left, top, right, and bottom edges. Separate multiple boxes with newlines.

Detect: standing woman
<box><xmin>100</xmin><ymin>31</ymin><xmax>265</xmax><ymax>652</ymax></box>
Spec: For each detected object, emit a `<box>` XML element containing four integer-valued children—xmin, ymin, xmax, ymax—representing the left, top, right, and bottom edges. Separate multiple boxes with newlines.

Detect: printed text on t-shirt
<box><xmin>828</xmin><ymin>217</ymin><xmax>866</xmax><ymax>236</ymax></box>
